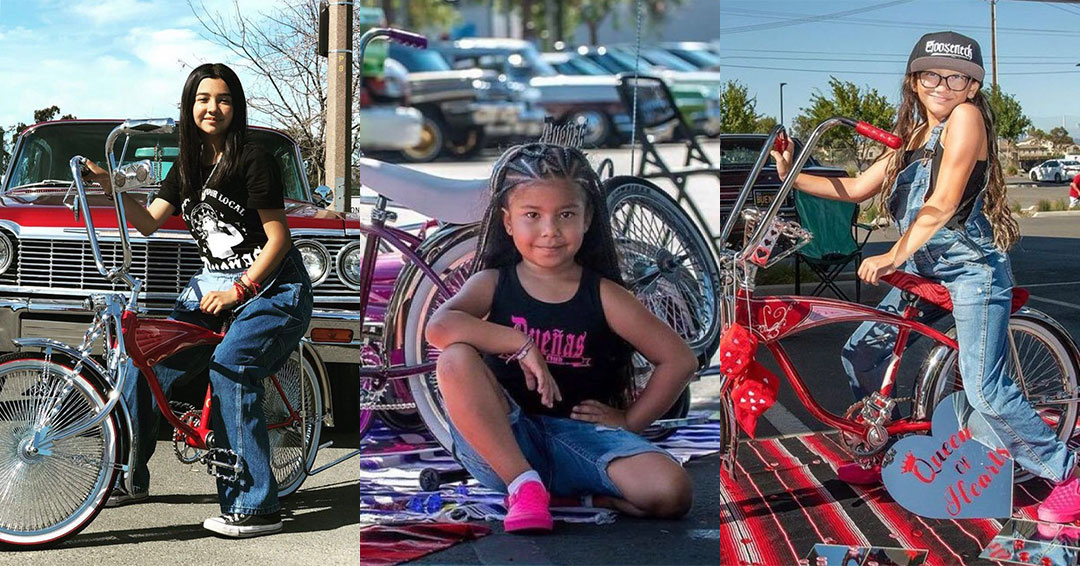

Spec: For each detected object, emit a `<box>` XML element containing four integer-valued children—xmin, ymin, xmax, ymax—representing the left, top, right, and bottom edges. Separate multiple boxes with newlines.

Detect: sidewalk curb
<box><xmin>1030</xmin><ymin>210</ymin><xmax>1080</xmax><ymax>218</ymax></box>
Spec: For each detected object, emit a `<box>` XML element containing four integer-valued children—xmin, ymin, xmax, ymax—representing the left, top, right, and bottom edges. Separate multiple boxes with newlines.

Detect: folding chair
<box><xmin>793</xmin><ymin>191</ymin><xmax>874</xmax><ymax>302</ymax></box>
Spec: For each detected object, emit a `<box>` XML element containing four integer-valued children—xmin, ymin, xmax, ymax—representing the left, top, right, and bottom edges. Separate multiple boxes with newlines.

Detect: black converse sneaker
<box><xmin>105</xmin><ymin>486</ymin><xmax>149</xmax><ymax>508</ymax></box>
<box><xmin>202</xmin><ymin>512</ymin><xmax>282</xmax><ymax>538</ymax></box>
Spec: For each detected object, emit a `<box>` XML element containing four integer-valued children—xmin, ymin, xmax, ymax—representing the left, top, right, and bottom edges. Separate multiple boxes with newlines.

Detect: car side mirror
<box><xmin>313</xmin><ymin>185</ymin><xmax>333</xmax><ymax>208</ymax></box>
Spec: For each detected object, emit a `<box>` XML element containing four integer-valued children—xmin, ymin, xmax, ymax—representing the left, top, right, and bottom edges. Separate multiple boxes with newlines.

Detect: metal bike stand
<box><xmin>306</xmin><ymin>442</ymin><xmax>446</xmax><ymax>476</ymax></box>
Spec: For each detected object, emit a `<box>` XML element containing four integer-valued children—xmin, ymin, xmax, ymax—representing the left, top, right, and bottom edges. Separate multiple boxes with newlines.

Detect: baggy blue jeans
<box><xmin>121</xmin><ymin>247</ymin><xmax>313</xmax><ymax>514</ymax></box>
<box><xmin>841</xmin><ymin>122</ymin><xmax>1075</xmax><ymax>482</ymax></box>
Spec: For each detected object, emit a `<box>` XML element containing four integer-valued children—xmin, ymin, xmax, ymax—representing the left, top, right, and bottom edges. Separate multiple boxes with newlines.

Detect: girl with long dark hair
<box><xmin>84</xmin><ymin>63</ymin><xmax>312</xmax><ymax>537</ymax></box>
<box><xmin>773</xmin><ymin>32</ymin><xmax>1080</xmax><ymax>522</ymax></box>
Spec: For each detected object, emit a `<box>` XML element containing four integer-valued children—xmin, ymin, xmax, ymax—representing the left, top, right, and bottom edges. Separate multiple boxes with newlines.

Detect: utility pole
<box><xmin>325</xmin><ymin>1</ymin><xmax>353</xmax><ymax>213</ymax></box>
<box><xmin>990</xmin><ymin>0</ymin><xmax>997</xmax><ymax>87</ymax></box>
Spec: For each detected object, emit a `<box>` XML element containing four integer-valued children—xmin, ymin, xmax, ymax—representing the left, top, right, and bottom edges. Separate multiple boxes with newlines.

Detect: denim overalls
<box><xmin>840</xmin><ymin>122</ymin><xmax>1075</xmax><ymax>483</ymax></box>
<box><xmin>122</xmin><ymin>246</ymin><xmax>314</xmax><ymax>514</ymax></box>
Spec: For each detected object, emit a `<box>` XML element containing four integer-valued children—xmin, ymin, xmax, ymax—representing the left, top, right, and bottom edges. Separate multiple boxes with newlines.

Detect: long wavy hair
<box><xmin>474</xmin><ymin>143</ymin><xmax>634</xmax><ymax>408</ymax></box>
<box><xmin>176</xmin><ymin>63</ymin><xmax>248</xmax><ymax>201</ymax></box>
<box><xmin>879</xmin><ymin>74</ymin><xmax>1018</xmax><ymax>250</ymax></box>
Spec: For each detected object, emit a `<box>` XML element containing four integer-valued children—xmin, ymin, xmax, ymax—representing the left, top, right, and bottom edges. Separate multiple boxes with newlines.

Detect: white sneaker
<box><xmin>203</xmin><ymin>512</ymin><xmax>282</xmax><ymax>538</ymax></box>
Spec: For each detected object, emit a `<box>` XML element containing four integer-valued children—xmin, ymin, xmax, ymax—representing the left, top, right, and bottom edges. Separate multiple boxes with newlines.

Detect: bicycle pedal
<box><xmin>860</xmin><ymin>392</ymin><xmax>896</xmax><ymax>422</ymax></box>
<box><xmin>202</xmin><ymin>448</ymin><xmax>244</xmax><ymax>482</ymax></box>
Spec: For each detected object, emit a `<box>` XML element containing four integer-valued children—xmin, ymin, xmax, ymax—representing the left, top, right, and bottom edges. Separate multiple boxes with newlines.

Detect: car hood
<box><xmin>0</xmin><ymin>188</ymin><xmax>349</xmax><ymax>232</ymax></box>
<box><xmin>528</xmin><ymin>75</ymin><xmax>620</xmax><ymax>103</ymax></box>
<box><xmin>406</xmin><ymin>69</ymin><xmax>493</xmax><ymax>103</ymax></box>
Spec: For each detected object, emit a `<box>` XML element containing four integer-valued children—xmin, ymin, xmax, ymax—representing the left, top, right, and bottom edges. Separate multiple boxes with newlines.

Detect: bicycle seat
<box><xmin>881</xmin><ymin>271</ymin><xmax>1028</xmax><ymax>314</ymax></box>
<box><xmin>354</xmin><ymin>157</ymin><xmax>490</xmax><ymax>224</ymax></box>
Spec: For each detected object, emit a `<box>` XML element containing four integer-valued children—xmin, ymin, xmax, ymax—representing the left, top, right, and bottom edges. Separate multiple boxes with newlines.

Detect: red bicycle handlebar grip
<box><xmin>855</xmin><ymin>121</ymin><xmax>902</xmax><ymax>150</ymax></box>
<box><xmin>772</xmin><ymin>135</ymin><xmax>788</xmax><ymax>153</ymax></box>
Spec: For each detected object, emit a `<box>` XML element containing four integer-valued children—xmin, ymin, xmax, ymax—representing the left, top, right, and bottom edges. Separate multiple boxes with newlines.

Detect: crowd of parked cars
<box><xmin>359</xmin><ymin>25</ymin><xmax>730</xmax><ymax>162</ymax></box>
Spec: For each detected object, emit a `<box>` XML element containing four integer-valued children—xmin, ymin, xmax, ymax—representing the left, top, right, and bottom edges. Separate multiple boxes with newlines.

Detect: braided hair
<box><xmin>475</xmin><ymin>143</ymin><xmax>634</xmax><ymax>408</ymax></box>
<box><xmin>475</xmin><ymin>143</ymin><xmax>623</xmax><ymax>282</ymax></box>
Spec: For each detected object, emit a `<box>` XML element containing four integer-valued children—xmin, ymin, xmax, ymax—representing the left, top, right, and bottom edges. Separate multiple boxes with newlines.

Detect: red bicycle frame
<box><xmin>119</xmin><ymin>310</ymin><xmax>303</xmax><ymax>451</ymax></box>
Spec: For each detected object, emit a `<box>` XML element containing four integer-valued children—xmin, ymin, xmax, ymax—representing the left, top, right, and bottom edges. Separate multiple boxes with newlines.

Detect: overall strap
<box><xmin>921</xmin><ymin>120</ymin><xmax>947</xmax><ymax>161</ymax></box>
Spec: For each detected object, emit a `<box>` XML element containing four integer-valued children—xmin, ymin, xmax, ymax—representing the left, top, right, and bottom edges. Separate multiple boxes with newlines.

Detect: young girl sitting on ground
<box><xmin>425</xmin><ymin>143</ymin><xmax>699</xmax><ymax>533</ymax></box>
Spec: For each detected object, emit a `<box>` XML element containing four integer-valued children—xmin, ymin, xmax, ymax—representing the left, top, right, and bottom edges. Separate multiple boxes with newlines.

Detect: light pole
<box><xmin>779</xmin><ymin>82</ymin><xmax>787</xmax><ymax>127</ymax></box>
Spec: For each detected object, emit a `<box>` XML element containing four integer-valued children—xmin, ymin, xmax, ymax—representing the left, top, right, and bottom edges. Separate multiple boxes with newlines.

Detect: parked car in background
<box><xmin>569</xmin><ymin>46</ymin><xmax>724</xmax><ymax>137</ymax></box>
<box><xmin>1030</xmin><ymin>159</ymin><xmax>1068</xmax><ymax>183</ymax></box>
<box><xmin>0</xmin><ymin>119</ymin><xmax>411</xmax><ymax>431</ymax></box>
<box><xmin>387</xmin><ymin>43</ymin><xmax>543</xmax><ymax>162</ymax></box>
<box><xmin>703</xmin><ymin>133</ymin><xmax>847</xmax><ymax>223</ymax></box>
<box><xmin>434</xmin><ymin>38</ymin><xmax>635</xmax><ymax>147</ymax></box>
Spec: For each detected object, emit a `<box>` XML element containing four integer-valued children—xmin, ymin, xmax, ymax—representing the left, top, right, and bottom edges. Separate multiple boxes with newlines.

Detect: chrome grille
<box><xmin>10</xmin><ymin>236</ymin><xmax>367</xmax><ymax>309</ymax></box>
<box><xmin>15</xmin><ymin>238</ymin><xmax>202</xmax><ymax>294</ymax></box>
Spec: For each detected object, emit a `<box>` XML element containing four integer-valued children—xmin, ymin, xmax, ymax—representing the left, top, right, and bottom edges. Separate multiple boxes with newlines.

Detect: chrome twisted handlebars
<box><xmin>68</xmin><ymin>118</ymin><xmax>174</xmax><ymax>293</ymax></box>
<box><xmin>714</xmin><ymin>116</ymin><xmax>901</xmax><ymax>329</ymax></box>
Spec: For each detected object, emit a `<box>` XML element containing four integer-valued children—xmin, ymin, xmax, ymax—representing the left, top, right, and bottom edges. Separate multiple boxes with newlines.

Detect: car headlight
<box><xmin>336</xmin><ymin>241</ymin><xmax>367</xmax><ymax>290</ymax></box>
<box><xmin>295</xmin><ymin>240</ymin><xmax>330</xmax><ymax>286</ymax></box>
<box><xmin>0</xmin><ymin>232</ymin><xmax>12</xmax><ymax>275</ymax></box>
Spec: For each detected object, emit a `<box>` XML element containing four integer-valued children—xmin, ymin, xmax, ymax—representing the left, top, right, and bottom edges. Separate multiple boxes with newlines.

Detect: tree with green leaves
<box><xmin>986</xmin><ymin>84</ymin><xmax>1030</xmax><ymax>143</ymax></box>
<box><xmin>1048</xmin><ymin>126</ymin><xmax>1072</xmax><ymax>150</ymax></box>
<box><xmin>793</xmin><ymin>77</ymin><xmax>895</xmax><ymax>170</ymax></box>
<box><xmin>755</xmin><ymin>115</ymin><xmax>779</xmax><ymax>135</ymax></box>
<box><xmin>714</xmin><ymin>81</ymin><xmax>761</xmax><ymax>134</ymax></box>
<box><xmin>566</xmin><ymin>0</ymin><xmax>686</xmax><ymax>46</ymax></box>
<box><xmin>374</xmin><ymin>0</ymin><xmax>459</xmax><ymax>31</ymax></box>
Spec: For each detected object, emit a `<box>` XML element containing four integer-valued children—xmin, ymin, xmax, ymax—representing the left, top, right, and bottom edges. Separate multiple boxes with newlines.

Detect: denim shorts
<box><xmin>448</xmin><ymin>393</ymin><xmax>673</xmax><ymax>497</ymax></box>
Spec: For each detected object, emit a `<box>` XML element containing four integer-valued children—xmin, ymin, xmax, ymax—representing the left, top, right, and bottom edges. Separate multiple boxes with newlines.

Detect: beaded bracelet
<box><xmin>233</xmin><ymin>278</ymin><xmax>255</xmax><ymax>302</ymax></box>
<box><xmin>506</xmin><ymin>337</ymin><xmax>534</xmax><ymax>364</ymax></box>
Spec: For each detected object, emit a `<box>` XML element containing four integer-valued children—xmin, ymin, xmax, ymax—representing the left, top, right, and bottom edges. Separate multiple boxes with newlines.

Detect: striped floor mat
<box><xmin>347</xmin><ymin>416</ymin><xmax>726</xmax><ymax>524</ymax></box>
<box><xmin>718</xmin><ymin>432</ymin><xmax>1057</xmax><ymax>566</ymax></box>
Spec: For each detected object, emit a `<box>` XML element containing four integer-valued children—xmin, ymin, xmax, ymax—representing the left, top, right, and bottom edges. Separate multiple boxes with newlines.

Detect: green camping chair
<box><xmin>793</xmin><ymin>191</ymin><xmax>874</xmax><ymax>302</ymax></box>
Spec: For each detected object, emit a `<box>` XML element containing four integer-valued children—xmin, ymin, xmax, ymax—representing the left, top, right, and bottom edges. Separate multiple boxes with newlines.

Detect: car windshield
<box><xmin>587</xmin><ymin>50</ymin><xmax>659</xmax><ymax>74</ymax></box>
<box><xmin>665</xmin><ymin>47</ymin><xmax>722</xmax><ymax>69</ymax></box>
<box><xmin>389</xmin><ymin>44</ymin><xmax>452</xmax><ymax>72</ymax></box>
<box><xmin>4</xmin><ymin>122</ymin><xmax>309</xmax><ymax>201</ymax></box>
<box><xmin>638</xmin><ymin>48</ymin><xmax>700</xmax><ymax>72</ymax></box>
<box><xmin>556</xmin><ymin>55</ymin><xmax>610</xmax><ymax>76</ymax></box>
<box><xmin>716</xmin><ymin>138</ymin><xmax>821</xmax><ymax>169</ymax></box>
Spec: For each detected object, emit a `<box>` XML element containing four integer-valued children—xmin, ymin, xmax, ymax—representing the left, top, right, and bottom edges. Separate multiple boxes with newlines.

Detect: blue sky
<box><xmin>587</xmin><ymin>0</ymin><xmax>1080</xmax><ymax>134</ymax></box>
<box><xmin>1</xmin><ymin>0</ymin><xmax>1079</xmax><ymax>135</ymax></box>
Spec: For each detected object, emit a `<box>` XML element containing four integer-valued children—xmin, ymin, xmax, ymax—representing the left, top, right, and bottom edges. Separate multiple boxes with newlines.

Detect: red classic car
<box><xmin>0</xmin><ymin>119</ymin><xmax>405</xmax><ymax>429</ymax></box>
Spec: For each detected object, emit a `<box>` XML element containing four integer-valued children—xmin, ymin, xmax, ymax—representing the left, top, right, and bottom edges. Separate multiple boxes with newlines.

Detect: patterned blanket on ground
<box><xmin>717</xmin><ymin>431</ymin><xmax>1056</xmax><ymax>566</ymax></box>
<box><xmin>347</xmin><ymin>413</ymin><xmax>726</xmax><ymax>525</ymax></box>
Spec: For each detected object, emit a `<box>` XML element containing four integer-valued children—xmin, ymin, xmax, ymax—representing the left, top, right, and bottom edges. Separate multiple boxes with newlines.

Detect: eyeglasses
<box><xmin>918</xmin><ymin>71</ymin><xmax>972</xmax><ymax>92</ymax></box>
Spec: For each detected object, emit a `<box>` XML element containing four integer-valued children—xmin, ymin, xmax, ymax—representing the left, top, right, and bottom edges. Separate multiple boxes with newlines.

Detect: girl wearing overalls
<box><xmin>772</xmin><ymin>31</ymin><xmax>1080</xmax><ymax>522</ymax></box>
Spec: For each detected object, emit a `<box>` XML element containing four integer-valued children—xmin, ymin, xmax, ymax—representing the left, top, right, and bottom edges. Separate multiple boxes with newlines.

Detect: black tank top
<box><xmin>483</xmin><ymin>264</ymin><xmax>625</xmax><ymax>418</ymax></box>
<box><xmin>903</xmin><ymin>140</ymin><xmax>987</xmax><ymax>229</ymax></box>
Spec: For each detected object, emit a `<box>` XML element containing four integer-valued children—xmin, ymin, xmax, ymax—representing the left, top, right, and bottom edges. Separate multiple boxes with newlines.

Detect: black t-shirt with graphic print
<box><xmin>156</xmin><ymin>144</ymin><xmax>287</xmax><ymax>271</ymax></box>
